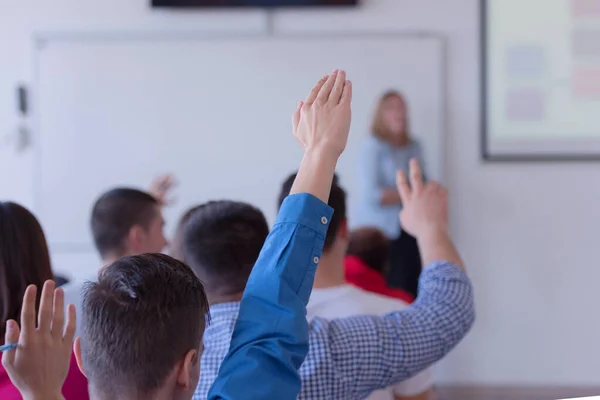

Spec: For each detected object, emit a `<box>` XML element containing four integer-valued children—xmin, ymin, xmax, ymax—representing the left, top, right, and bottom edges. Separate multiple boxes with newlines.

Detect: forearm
<box><xmin>290</xmin><ymin>149</ymin><xmax>337</xmax><ymax>203</ymax></box>
<box><xmin>418</xmin><ymin>228</ymin><xmax>464</xmax><ymax>270</ymax></box>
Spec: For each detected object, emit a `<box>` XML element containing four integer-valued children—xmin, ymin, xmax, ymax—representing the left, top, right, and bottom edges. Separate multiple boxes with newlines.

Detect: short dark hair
<box><xmin>347</xmin><ymin>227</ymin><xmax>390</xmax><ymax>274</ymax></box>
<box><xmin>80</xmin><ymin>253</ymin><xmax>209</xmax><ymax>397</ymax></box>
<box><xmin>91</xmin><ymin>188</ymin><xmax>159</xmax><ymax>258</ymax></box>
<box><xmin>0</xmin><ymin>202</ymin><xmax>54</xmax><ymax>344</ymax></box>
<box><xmin>182</xmin><ymin>201</ymin><xmax>269</xmax><ymax>298</ymax></box>
<box><xmin>170</xmin><ymin>205</ymin><xmax>202</xmax><ymax>262</ymax></box>
<box><xmin>278</xmin><ymin>173</ymin><xmax>346</xmax><ymax>251</ymax></box>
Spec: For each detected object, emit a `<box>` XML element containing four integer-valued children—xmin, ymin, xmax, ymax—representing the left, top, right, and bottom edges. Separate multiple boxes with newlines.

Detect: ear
<box><xmin>338</xmin><ymin>218</ymin><xmax>349</xmax><ymax>241</ymax></box>
<box><xmin>126</xmin><ymin>225</ymin><xmax>145</xmax><ymax>254</ymax></box>
<box><xmin>73</xmin><ymin>337</ymin><xmax>87</xmax><ymax>377</ymax></box>
<box><xmin>176</xmin><ymin>349</ymin><xmax>198</xmax><ymax>389</ymax></box>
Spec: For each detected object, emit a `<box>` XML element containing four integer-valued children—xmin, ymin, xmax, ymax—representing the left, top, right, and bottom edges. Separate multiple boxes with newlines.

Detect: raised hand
<box><xmin>149</xmin><ymin>174</ymin><xmax>177</xmax><ymax>206</ymax></box>
<box><xmin>289</xmin><ymin>70</ymin><xmax>352</xmax><ymax>203</ymax></box>
<box><xmin>292</xmin><ymin>69</ymin><xmax>352</xmax><ymax>158</ymax></box>
<box><xmin>395</xmin><ymin>159</ymin><xmax>448</xmax><ymax>239</ymax></box>
<box><xmin>2</xmin><ymin>281</ymin><xmax>76</xmax><ymax>400</ymax></box>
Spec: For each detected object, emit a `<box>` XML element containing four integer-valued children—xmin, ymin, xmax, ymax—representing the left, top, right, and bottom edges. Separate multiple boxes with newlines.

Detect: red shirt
<box><xmin>0</xmin><ymin>352</ymin><xmax>89</xmax><ymax>399</ymax></box>
<box><xmin>344</xmin><ymin>255</ymin><xmax>415</xmax><ymax>304</ymax></box>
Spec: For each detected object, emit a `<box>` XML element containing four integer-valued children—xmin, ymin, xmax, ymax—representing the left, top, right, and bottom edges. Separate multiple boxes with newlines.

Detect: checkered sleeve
<box><xmin>299</xmin><ymin>261</ymin><xmax>475</xmax><ymax>400</ymax></box>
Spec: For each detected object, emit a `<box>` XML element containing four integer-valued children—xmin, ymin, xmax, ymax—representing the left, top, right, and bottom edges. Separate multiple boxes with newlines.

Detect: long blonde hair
<box><xmin>371</xmin><ymin>90</ymin><xmax>410</xmax><ymax>147</ymax></box>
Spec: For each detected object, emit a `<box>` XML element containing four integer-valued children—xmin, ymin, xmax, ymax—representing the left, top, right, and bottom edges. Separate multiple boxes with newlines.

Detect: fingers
<box><xmin>20</xmin><ymin>285</ymin><xmax>37</xmax><ymax>340</ymax></box>
<box><xmin>63</xmin><ymin>305</ymin><xmax>77</xmax><ymax>344</ymax></box>
<box><xmin>292</xmin><ymin>101</ymin><xmax>302</xmax><ymax>132</ymax></box>
<box><xmin>51</xmin><ymin>287</ymin><xmax>65</xmax><ymax>340</ymax></box>
<box><xmin>341</xmin><ymin>80</ymin><xmax>352</xmax><ymax>104</ymax></box>
<box><xmin>316</xmin><ymin>70</ymin><xmax>338</xmax><ymax>104</ymax></box>
<box><xmin>396</xmin><ymin>170</ymin><xmax>412</xmax><ymax>204</ymax></box>
<box><xmin>305</xmin><ymin>75</ymin><xmax>328</xmax><ymax>105</ymax></box>
<box><xmin>329</xmin><ymin>70</ymin><xmax>346</xmax><ymax>104</ymax></box>
<box><xmin>37</xmin><ymin>280</ymin><xmax>55</xmax><ymax>333</ymax></box>
<box><xmin>2</xmin><ymin>320</ymin><xmax>20</xmax><ymax>366</ymax></box>
<box><xmin>409</xmin><ymin>158</ymin><xmax>424</xmax><ymax>194</ymax></box>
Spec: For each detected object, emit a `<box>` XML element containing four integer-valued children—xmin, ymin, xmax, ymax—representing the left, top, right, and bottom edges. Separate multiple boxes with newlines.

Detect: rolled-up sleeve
<box><xmin>208</xmin><ymin>193</ymin><xmax>333</xmax><ymax>400</ymax></box>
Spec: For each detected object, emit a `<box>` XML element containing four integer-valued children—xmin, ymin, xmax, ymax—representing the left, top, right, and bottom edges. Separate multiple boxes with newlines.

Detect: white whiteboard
<box><xmin>35</xmin><ymin>34</ymin><xmax>445</xmax><ymax>249</ymax></box>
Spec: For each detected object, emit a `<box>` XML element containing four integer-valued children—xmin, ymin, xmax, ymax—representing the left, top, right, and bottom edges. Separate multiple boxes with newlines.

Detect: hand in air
<box><xmin>396</xmin><ymin>159</ymin><xmax>448</xmax><ymax>238</ymax></box>
<box><xmin>292</xmin><ymin>69</ymin><xmax>352</xmax><ymax>158</ymax></box>
<box><xmin>149</xmin><ymin>174</ymin><xmax>177</xmax><ymax>206</ymax></box>
<box><xmin>2</xmin><ymin>281</ymin><xmax>76</xmax><ymax>400</ymax></box>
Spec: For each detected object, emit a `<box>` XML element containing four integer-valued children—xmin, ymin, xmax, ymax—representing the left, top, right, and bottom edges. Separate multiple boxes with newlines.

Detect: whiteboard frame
<box><xmin>480</xmin><ymin>0</ymin><xmax>600</xmax><ymax>163</ymax></box>
<box><xmin>32</xmin><ymin>30</ymin><xmax>447</xmax><ymax>251</ymax></box>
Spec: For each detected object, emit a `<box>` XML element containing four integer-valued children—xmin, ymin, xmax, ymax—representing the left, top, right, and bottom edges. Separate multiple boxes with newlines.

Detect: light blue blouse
<box><xmin>355</xmin><ymin>135</ymin><xmax>426</xmax><ymax>238</ymax></box>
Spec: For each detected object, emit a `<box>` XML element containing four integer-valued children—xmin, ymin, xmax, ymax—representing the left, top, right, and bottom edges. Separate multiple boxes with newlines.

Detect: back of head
<box><xmin>91</xmin><ymin>188</ymin><xmax>159</xmax><ymax>259</ymax></box>
<box><xmin>181</xmin><ymin>201</ymin><xmax>269</xmax><ymax>299</ymax></box>
<box><xmin>0</xmin><ymin>202</ymin><xmax>53</xmax><ymax>343</ymax></box>
<box><xmin>80</xmin><ymin>253</ymin><xmax>209</xmax><ymax>398</ymax></box>
<box><xmin>170</xmin><ymin>205</ymin><xmax>202</xmax><ymax>262</ymax></box>
<box><xmin>347</xmin><ymin>227</ymin><xmax>390</xmax><ymax>274</ymax></box>
<box><xmin>277</xmin><ymin>173</ymin><xmax>346</xmax><ymax>252</ymax></box>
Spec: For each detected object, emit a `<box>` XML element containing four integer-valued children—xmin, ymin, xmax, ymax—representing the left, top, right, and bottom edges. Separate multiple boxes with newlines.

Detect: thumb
<box><xmin>2</xmin><ymin>320</ymin><xmax>20</xmax><ymax>366</ymax></box>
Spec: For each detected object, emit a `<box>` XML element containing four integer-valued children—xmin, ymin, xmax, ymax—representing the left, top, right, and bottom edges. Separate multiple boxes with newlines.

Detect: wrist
<box><xmin>415</xmin><ymin>224</ymin><xmax>449</xmax><ymax>242</ymax></box>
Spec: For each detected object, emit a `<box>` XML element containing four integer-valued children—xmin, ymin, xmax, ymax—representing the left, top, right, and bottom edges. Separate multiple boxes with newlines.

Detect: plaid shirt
<box><xmin>195</xmin><ymin>262</ymin><xmax>475</xmax><ymax>400</ymax></box>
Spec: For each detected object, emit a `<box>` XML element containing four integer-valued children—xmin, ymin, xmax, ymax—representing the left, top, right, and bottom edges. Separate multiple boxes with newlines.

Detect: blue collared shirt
<box><xmin>199</xmin><ymin>258</ymin><xmax>475</xmax><ymax>397</ymax></box>
<box><xmin>207</xmin><ymin>193</ymin><xmax>333</xmax><ymax>400</ymax></box>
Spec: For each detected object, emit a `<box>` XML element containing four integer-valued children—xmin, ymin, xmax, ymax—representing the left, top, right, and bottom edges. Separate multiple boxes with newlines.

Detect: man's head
<box><xmin>278</xmin><ymin>173</ymin><xmax>348</xmax><ymax>256</ymax></box>
<box><xmin>178</xmin><ymin>201</ymin><xmax>269</xmax><ymax>302</ymax></box>
<box><xmin>74</xmin><ymin>253</ymin><xmax>209</xmax><ymax>400</ymax></box>
<box><xmin>91</xmin><ymin>188</ymin><xmax>167</xmax><ymax>261</ymax></box>
<box><xmin>347</xmin><ymin>227</ymin><xmax>390</xmax><ymax>275</ymax></box>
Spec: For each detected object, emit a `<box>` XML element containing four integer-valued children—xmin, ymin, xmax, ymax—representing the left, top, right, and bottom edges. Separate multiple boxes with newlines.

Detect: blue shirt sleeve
<box><xmin>208</xmin><ymin>193</ymin><xmax>334</xmax><ymax>400</ymax></box>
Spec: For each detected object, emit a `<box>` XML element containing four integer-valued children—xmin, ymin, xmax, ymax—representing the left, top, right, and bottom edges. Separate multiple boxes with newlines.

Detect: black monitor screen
<box><xmin>152</xmin><ymin>0</ymin><xmax>358</xmax><ymax>7</ymax></box>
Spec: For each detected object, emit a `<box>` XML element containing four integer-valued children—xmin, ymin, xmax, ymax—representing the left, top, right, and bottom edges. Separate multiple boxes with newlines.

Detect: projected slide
<box><xmin>483</xmin><ymin>0</ymin><xmax>600</xmax><ymax>159</ymax></box>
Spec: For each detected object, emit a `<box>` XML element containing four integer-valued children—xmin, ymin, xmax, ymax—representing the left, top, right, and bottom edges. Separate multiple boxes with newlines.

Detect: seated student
<box><xmin>2</xmin><ymin>70</ymin><xmax>354</xmax><ymax>400</ymax></box>
<box><xmin>279</xmin><ymin>177</ymin><xmax>432</xmax><ymax>400</ymax></box>
<box><xmin>186</xmin><ymin>163</ymin><xmax>475</xmax><ymax>398</ymax></box>
<box><xmin>0</xmin><ymin>202</ymin><xmax>88</xmax><ymax>399</ymax></box>
<box><xmin>61</xmin><ymin>176</ymin><xmax>173</xmax><ymax>334</ymax></box>
<box><xmin>345</xmin><ymin>226</ymin><xmax>414</xmax><ymax>303</ymax></box>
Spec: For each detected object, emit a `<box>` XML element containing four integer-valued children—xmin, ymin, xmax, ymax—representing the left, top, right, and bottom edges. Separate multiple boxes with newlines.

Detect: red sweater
<box><xmin>0</xmin><ymin>352</ymin><xmax>88</xmax><ymax>399</ymax></box>
<box><xmin>344</xmin><ymin>255</ymin><xmax>415</xmax><ymax>304</ymax></box>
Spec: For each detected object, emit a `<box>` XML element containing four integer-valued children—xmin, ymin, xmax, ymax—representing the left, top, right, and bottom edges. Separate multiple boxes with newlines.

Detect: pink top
<box><xmin>0</xmin><ymin>352</ymin><xmax>89</xmax><ymax>399</ymax></box>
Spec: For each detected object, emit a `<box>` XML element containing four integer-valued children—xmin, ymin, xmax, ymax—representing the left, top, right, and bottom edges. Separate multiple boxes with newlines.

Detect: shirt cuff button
<box><xmin>321</xmin><ymin>216</ymin><xmax>328</xmax><ymax>225</ymax></box>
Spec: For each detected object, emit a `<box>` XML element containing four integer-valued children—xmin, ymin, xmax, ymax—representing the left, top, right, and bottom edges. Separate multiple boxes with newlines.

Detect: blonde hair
<box><xmin>371</xmin><ymin>90</ymin><xmax>410</xmax><ymax>147</ymax></box>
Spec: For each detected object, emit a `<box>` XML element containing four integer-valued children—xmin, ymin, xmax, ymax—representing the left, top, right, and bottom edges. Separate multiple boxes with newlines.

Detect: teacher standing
<box><xmin>356</xmin><ymin>90</ymin><xmax>427</xmax><ymax>298</ymax></box>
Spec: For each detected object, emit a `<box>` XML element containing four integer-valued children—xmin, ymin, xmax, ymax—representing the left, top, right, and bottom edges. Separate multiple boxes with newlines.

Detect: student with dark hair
<box><xmin>345</xmin><ymin>226</ymin><xmax>415</xmax><ymax>304</ymax></box>
<box><xmin>187</xmin><ymin>158</ymin><xmax>474</xmax><ymax>399</ymax></box>
<box><xmin>61</xmin><ymin>176</ymin><xmax>174</xmax><ymax>334</ymax></box>
<box><xmin>3</xmin><ymin>69</ymin><xmax>354</xmax><ymax>400</ymax></box>
<box><xmin>75</xmin><ymin>254</ymin><xmax>210</xmax><ymax>400</ymax></box>
<box><xmin>0</xmin><ymin>202</ymin><xmax>88</xmax><ymax>399</ymax></box>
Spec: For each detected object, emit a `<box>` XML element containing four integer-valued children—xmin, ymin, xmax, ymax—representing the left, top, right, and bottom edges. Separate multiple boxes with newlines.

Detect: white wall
<box><xmin>1</xmin><ymin>0</ymin><xmax>599</xmax><ymax>387</ymax></box>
